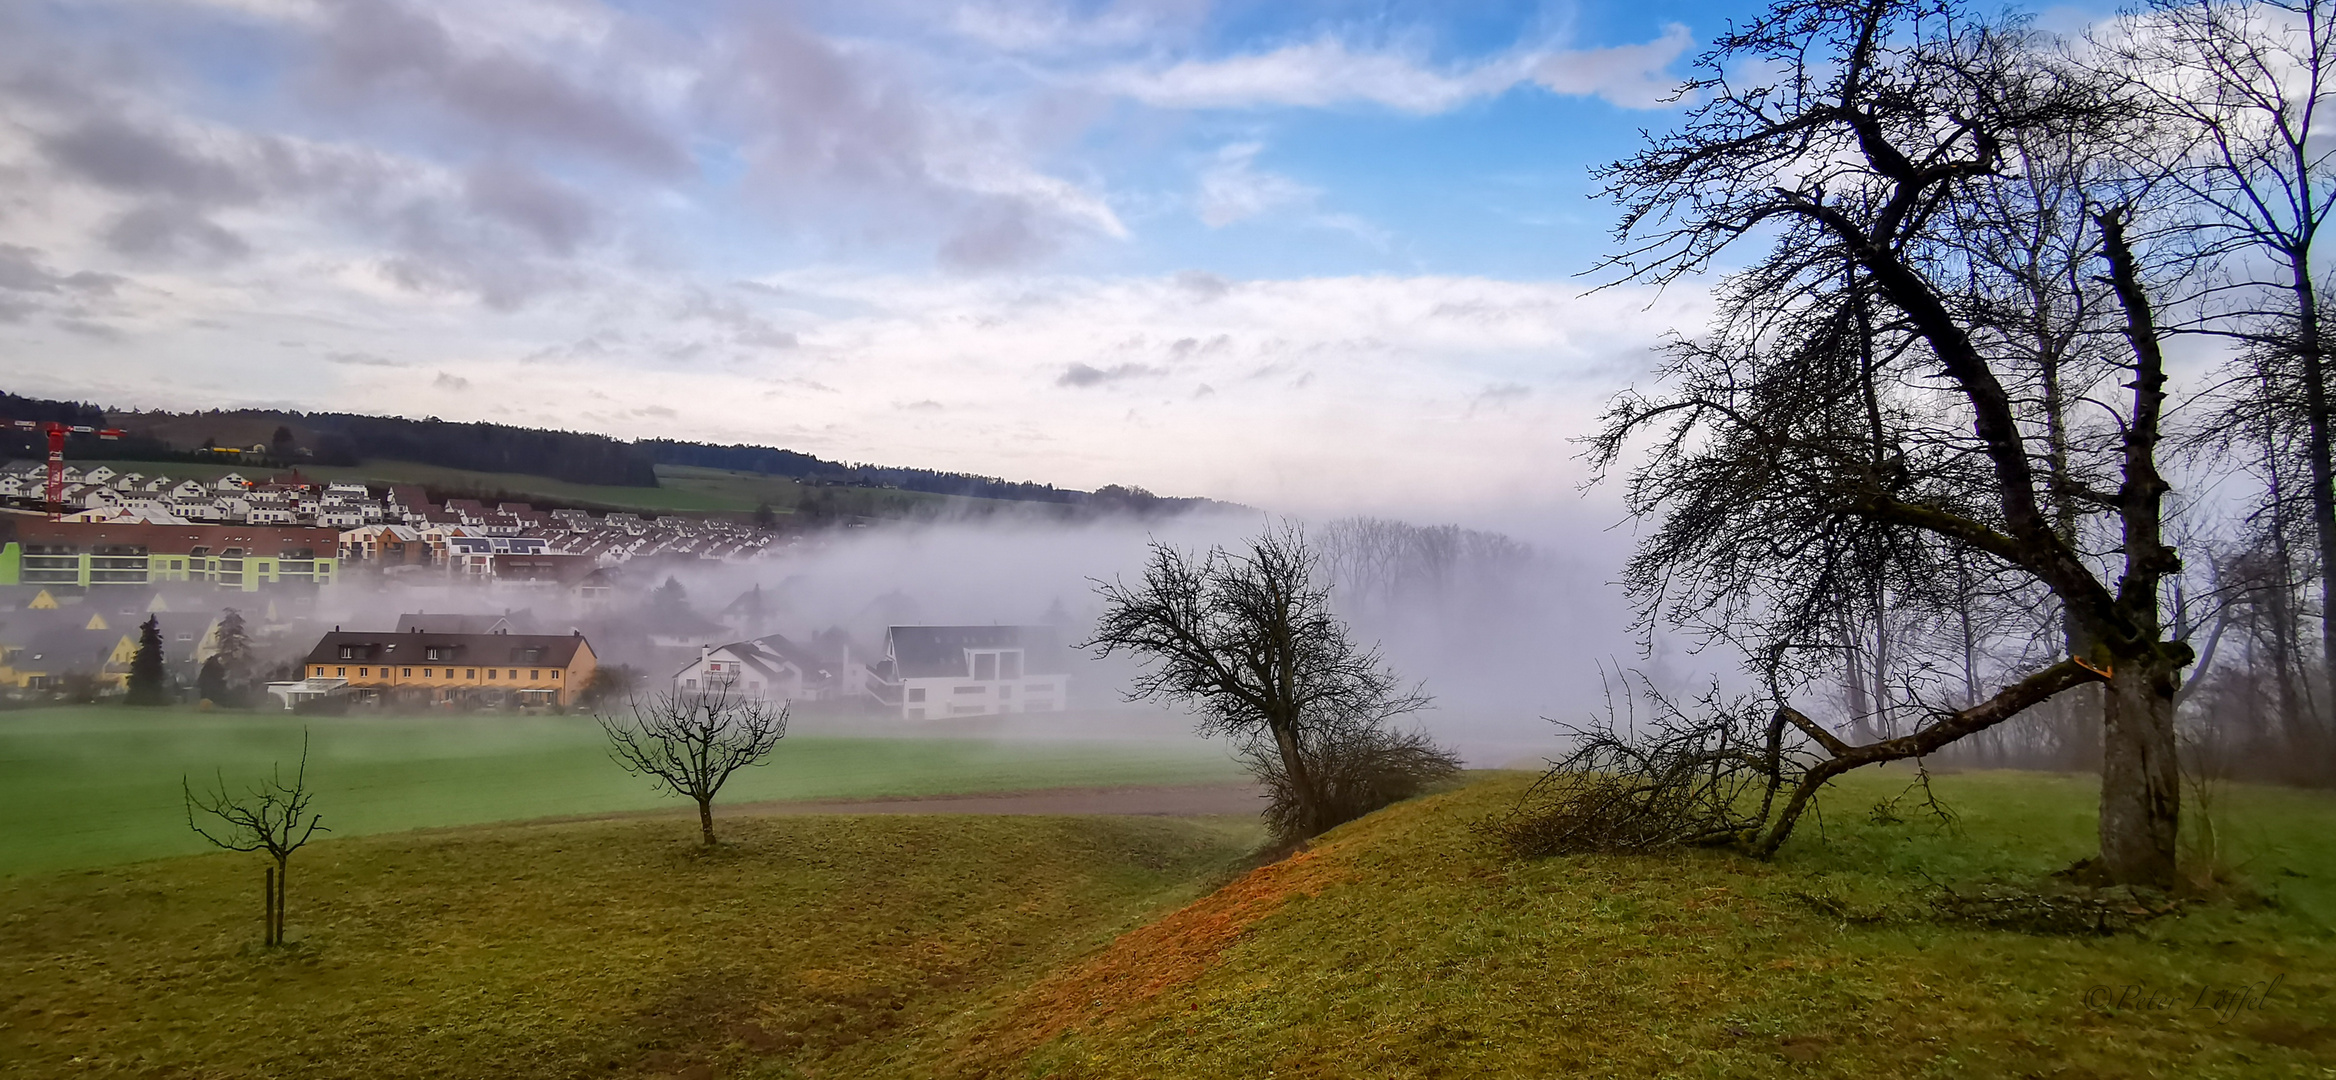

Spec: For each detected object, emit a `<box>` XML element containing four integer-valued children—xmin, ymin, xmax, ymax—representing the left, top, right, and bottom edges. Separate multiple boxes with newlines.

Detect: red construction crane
<box><xmin>5</xmin><ymin>419</ymin><xmax>127</xmax><ymax>520</ymax></box>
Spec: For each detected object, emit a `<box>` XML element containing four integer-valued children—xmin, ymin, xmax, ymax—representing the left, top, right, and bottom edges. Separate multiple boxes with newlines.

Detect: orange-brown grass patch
<box><xmin>957</xmin><ymin>841</ymin><xmax>1349</xmax><ymax>1065</ymax></box>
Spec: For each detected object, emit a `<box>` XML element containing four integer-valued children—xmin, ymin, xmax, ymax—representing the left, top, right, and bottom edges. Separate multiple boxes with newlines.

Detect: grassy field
<box><xmin>958</xmin><ymin>770</ymin><xmax>2336</xmax><ymax>1078</ymax></box>
<box><xmin>3</xmin><ymin>767</ymin><xmax>2331</xmax><ymax>1077</ymax></box>
<box><xmin>83</xmin><ymin>458</ymin><xmax>1011</xmax><ymax>516</ymax></box>
<box><xmin>0</xmin><ymin>706</ymin><xmax>1244</xmax><ymax>877</ymax></box>
<box><xmin>0</xmin><ymin>798</ymin><xmax>1262</xmax><ymax>1078</ymax></box>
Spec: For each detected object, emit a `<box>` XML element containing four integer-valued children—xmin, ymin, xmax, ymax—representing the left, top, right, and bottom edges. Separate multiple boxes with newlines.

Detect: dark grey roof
<box><xmin>885</xmin><ymin>625</ymin><xmax>1066</xmax><ymax>678</ymax></box>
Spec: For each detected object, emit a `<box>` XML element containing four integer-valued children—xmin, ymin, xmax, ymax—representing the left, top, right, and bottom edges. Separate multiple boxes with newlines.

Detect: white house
<box><xmin>170</xmin><ymin>479</ymin><xmax>209</xmax><ymax>499</ymax></box>
<box><xmin>213</xmin><ymin>472</ymin><xmax>249</xmax><ymax>492</ymax></box>
<box><xmin>82</xmin><ymin>465</ymin><xmax>116</xmax><ymax>485</ymax></box>
<box><xmin>875</xmin><ymin>625</ymin><xmax>1068</xmax><ymax>719</ymax></box>
<box><xmin>672</xmin><ymin>633</ymin><xmax>867</xmax><ymax>704</ymax></box>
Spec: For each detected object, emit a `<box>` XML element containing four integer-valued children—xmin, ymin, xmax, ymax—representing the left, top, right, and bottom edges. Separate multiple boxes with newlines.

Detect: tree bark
<box><xmin>2291</xmin><ymin>268</ymin><xmax>2336</xmax><ymax>725</ymax></box>
<box><xmin>263</xmin><ymin>866</ymin><xmax>276</xmax><ymax>947</ymax></box>
<box><xmin>1270</xmin><ymin>720</ymin><xmax>1321</xmax><ymax>838</ymax></box>
<box><xmin>275</xmin><ymin>858</ymin><xmax>288</xmax><ymax>945</ymax></box>
<box><xmin>697</xmin><ymin>798</ymin><xmax>717</xmax><ymax>846</ymax></box>
<box><xmin>2097</xmin><ymin>655</ymin><xmax>2182</xmax><ymax>887</ymax></box>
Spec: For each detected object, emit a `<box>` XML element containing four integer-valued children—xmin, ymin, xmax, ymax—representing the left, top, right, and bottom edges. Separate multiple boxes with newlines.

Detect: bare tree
<box><xmin>1588</xmin><ymin>0</ymin><xmax>2200</xmax><ymax>885</ymax></box>
<box><xmin>1084</xmin><ymin>523</ymin><xmax>1443</xmax><ymax>841</ymax></box>
<box><xmin>2109</xmin><ymin>0</ymin><xmax>2336</xmax><ymax>701</ymax></box>
<box><xmin>600</xmin><ymin>687</ymin><xmax>789</xmax><ymax>846</ymax></box>
<box><xmin>185</xmin><ymin>731</ymin><xmax>327</xmax><ymax>947</ymax></box>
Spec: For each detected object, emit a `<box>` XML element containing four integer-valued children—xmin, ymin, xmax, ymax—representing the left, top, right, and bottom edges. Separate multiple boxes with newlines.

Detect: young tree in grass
<box><xmin>579</xmin><ymin>663</ymin><xmax>643</xmax><ymax>709</ymax></box>
<box><xmin>197</xmin><ymin>656</ymin><xmax>230</xmax><ymax>706</ymax></box>
<box><xmin>1084</xmin><ymin>523</ymin><xmax>1449</xmax><ymax>842</ymax></box>
<box><xmin>125</xmin><ymin>615</ymin><xmax>169</xmax><ymax>706</ymax></box>
<box><xmin>599</xmin><ymin>687</ymin><xmax>788</xmax><ymax>846</ymax></box>
<box><xmin>185</xmin><ymin>731</ymin><xmax>327</xmax><ymax>947</ymax></box>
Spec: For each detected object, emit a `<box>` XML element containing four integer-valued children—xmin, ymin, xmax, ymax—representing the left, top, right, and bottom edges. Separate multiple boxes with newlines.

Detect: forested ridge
<box><xmin>0</xmin><ymin>393</ymin><xmax>1197</xmax><ymax>508</ymax></box>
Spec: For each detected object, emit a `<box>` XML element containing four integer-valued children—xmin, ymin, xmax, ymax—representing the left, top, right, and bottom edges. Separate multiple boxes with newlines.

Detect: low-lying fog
<box><xmin>314</xmin><ymin>506</ymin><xmax>1657</xmax><ymax>765</ymax></box>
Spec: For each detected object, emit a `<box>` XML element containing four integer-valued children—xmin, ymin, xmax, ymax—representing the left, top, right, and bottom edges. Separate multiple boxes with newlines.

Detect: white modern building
<box><xmin>874</xmin><ymin>625</ymin><xmax>1068</xmax><ymax>719</ymax></box>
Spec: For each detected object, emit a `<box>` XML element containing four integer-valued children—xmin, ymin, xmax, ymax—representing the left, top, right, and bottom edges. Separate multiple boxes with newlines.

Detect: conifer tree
<box><xmin>126</xmin><ymin>615</ymin><xmax>170</xmax><ymax>706</ymax></box>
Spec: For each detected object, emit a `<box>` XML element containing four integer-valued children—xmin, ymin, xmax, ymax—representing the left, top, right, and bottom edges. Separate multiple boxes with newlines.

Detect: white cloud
<box><xmin>1103</xmin><ymin>25</ymin><xmax>1693</xmax><ymax>113</ymax></box>
<box><xmin>1194</xmin><ymin>142</ymin><xmax>1315</xmax><ymax>227</ymax></box>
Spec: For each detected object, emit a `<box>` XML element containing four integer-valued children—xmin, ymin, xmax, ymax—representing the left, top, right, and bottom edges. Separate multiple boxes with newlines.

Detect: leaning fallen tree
<box><xmin>1490</xmin><ymin>660</ymin><xmax>2108</xmax><ymax>858</ymax></box>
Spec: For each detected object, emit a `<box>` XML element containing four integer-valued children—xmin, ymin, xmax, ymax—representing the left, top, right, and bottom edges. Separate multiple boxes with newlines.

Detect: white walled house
<box><xmin>671</xmin><ymin>633</ymin><xmax>868</xmax><ymax>704</ymax></box>
<box><xmin>673</xmin><ymin>639</ymin><xmax>808</xmax><ymax>702</ymax></box>
<box><xmin>875</xmin><ymin>625</ymin><xmax>1068</xmax><ymax>719</ymax></box>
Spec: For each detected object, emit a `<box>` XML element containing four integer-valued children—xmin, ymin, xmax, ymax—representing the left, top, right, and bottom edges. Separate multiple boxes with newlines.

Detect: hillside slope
<box><xmin>928</xmin><ymin>771</ymin><xmax>2336</xmax><ymax>1079</ymax></box>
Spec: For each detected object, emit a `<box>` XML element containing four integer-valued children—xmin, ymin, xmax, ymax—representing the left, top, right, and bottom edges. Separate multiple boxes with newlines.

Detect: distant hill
<box><xmin>0</xmin><ymin>392</ymin><xmax>1222</xmax><ymax>514</ymax></box>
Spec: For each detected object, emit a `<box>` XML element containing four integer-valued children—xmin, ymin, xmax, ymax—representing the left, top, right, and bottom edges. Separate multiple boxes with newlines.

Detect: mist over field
<box><xmin>298</xmin><ymin>506</ymin><xmax>1643</xmax><ymax>762</ymax></box>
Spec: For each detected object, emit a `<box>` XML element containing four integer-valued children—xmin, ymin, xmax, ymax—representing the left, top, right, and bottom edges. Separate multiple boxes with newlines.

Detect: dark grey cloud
<box><xmin>708</xmin><ymin>12</ymin><xmax>1116</xmax><ymax>271</ymax></box>
<box><xmin>324</xmin><ymin>351</ymin><xmax>403</xmax><ymax>367</ymax></box>
<box><xmin>1058</xmin><ymin>361</ymin><xmax>1164</xmax><ymax>387</ymax></box>
<box><xmin>1470</xmin><ymin>382</ymin><xmax>1531</xmax><ymax>413</ymax></box>
<box><xmin>0</xmin><ymin>244</ymin><xmax>124</xmax><ymax>294</ymax></box>
<box><xmin>464</xmin><ymin>160</ymin><xmax>598</xmax><ymax>255</ymax></box>
<box><xmin>432</xmin><ymin>371</ymin><xmax>471</xmax><ymax>390</ymax></box>
<box><xmin>55</xmin><ymin>316</ymin><xmax>123</xmax><ymax>340</ymax></box>
<box><xmin>38</xmin><ymin>116</ymin><xmax>260</xmax><ymax>203</ymax></box>
<box><xmin>1174</xmin><ymin>269</ymin><xmax>1232</xmax><ymax>299</ymax></box>
<box><xmin>102</xmin><ymin>203</ymin><xmax>251</xmax><ymax>260</ymax></box>
<box><xmin>312</xmin><ymin>1</ymin><xmax>689</xmax><ymax>177</ymax></box>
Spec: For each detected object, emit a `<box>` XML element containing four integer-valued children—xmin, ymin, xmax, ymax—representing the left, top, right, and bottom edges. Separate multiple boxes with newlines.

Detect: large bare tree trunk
<box><xmin>2291</xmin><ymin>272</ymin><xmax>2336</xmax><ymax>718</ymax></box>
<box><xmin>1271</xmin><ymin>721</ymin><xmax>1321</xmax><ymax>837</ymax></box>
<box><xmin>2098</xmin><ymin>657</ymin><xmax>2183</xmax><ymax>886</ymax></box>
<box><xmin>697</xmin><ymin>799</ymin><xmax>717</xmax><ymax>846</ymax></box>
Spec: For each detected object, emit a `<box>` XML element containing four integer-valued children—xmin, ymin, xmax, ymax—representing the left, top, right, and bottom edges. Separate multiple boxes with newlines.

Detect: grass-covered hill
<box><xmin>4</xmin><ymin>766</ymin><xmax>2331</xmax><ymax>1078</ymax></box>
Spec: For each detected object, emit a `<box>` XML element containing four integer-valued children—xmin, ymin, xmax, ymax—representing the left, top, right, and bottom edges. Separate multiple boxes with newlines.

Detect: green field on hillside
<box><xmin>77</xmin><ymin>459</ymin><xmax>1013</xmax><ymax>516</ymax></box>
<box><xmin>0</xmin><ymin>706</ymin><xmax>1243</xmax><ymax>877</ymax></box>
<box><xmin>965</xmin><ymin>771</ymin><xmax>2336</xmax><ymax>1079</ymax></box>
<box><xmin>2</xmin><ymin>768</ymin><xmax>2330</xmax><ymax>1078</ymax></box>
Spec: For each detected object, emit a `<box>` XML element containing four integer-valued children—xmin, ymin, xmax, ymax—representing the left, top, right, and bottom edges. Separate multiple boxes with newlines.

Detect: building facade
<box><xmin>0</xmin><ymin>522</ymin><xmax>340</xmax><ymax>591</ymax></box>
<box><xmin>873</xmin><ymin>625</ymin><xmax>1069</xmax><ymax>719</ymax></box>
<box><xmin>301</xmin><ymin>629</ymin><xmax>598</xmax><ymax>708</ymax></box>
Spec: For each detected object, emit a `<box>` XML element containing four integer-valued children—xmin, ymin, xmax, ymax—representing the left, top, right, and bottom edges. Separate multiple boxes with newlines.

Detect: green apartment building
<box><xmin>0</xmin><ymin>521</ymin><xmax>340</xmax><ymax>591</ymax></box>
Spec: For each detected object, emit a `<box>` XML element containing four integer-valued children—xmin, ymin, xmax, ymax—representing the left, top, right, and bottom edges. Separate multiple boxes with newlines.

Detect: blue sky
<box><xmin>0</xmin><ymin>0</ymin><xmax>2000</xmax><ymax>520</ymax></box>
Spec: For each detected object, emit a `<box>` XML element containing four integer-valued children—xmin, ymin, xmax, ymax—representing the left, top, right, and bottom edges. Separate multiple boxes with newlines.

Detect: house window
<box><xmin>551</xmin><ymin>670</ymin><xmax>560</xmax><ymax>680</ymax></box>
<box><xmin>954</xmin><ymin>685</ymin><xmax>984</xmax><ymax>695</ymax></box>
<box><xmin>339</xmin><ymin>646</ymin><xmax>354</xmax><ymax>660</ymax></box>
<box><xmin>1001</xmin><ymin>686</ymin><xmax>1013</xmax><ymax>700</ymax></box>
<box><xmin>529</xmin><ymin>669</ymin><xmax>540</xmax><ymax>680</ymax></box>
<box><xmin>336</xmin><ymin>667</ymin><xmax>346</xmax><ymax>677</ymax></box>
<box><xmin>358</xmin><ymin>667</ymin><xmax>369</xmax><ymax>677</ymax></box>
<box><xmin>974</xmin><ymin>653</ymin><xmax>997</xmax><ymax>681</ymax></box>
<box><xmin>402</xmin><ymin>668</ymin><xmax>412</xmax><ymax>677</ymax></box>
<box><xmin>423</xmin><ymin>669</ymin><xmax>433</xmax><ymax>679</ymax></box>
<box><xmin>466</xmin><ymin>669</ymin><xmax>477</xmax><ymax>678</ymax></box>
<box><xmin>686</xmin><ymin>678</ymin><xmax>698</xmax><ymax>689</ymax></box>
<box><xmin>907</xmin><ymin>688</ymin><xmax>925</xmax><ymax>702</ymax></box>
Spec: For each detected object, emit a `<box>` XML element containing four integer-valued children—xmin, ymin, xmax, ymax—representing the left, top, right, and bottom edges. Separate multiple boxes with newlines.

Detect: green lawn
<box><xmin>0</xmin><ymin>706</ymin><xmax>1243</xmax><ymax>877</ymax></box>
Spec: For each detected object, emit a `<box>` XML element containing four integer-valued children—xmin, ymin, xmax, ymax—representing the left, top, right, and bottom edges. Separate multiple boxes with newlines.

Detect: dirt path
<box><xmin>730</xmin><ymin>781</ymin><xmax>1265</xmax><ymax>818</ymax></box>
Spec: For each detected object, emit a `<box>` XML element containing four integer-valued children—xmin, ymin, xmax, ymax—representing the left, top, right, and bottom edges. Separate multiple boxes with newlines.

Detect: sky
<box><xmin>0</xmin><ymin>0</ymin><xmax>2069</xmax><ymax>526</ymax></box>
